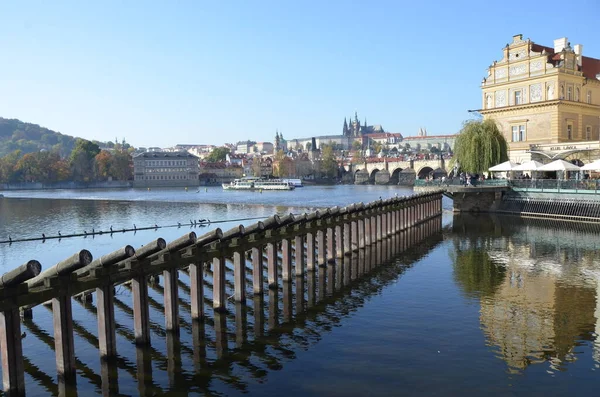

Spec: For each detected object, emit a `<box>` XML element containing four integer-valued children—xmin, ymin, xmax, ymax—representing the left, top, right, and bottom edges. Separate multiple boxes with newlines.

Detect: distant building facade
<box><xmin>480</xmin><ymin>34</ymin><xmax>600</xmax><ymax>162</ymax></box>
<box><xmin>133</xmin><ymin>151</ymin><xmax>199</xmax><ymax>187</ymax></box>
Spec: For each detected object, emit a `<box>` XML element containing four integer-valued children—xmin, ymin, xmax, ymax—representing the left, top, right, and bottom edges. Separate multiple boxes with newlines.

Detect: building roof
<box><xmin>581</xmin><ymin>55</ymin><xmax>600</xmax><ymax>80</ymax></box>
<box><xmin>135</xmin><ymin>151</ymin><xmax>198</xmax><ymax>158</ymax></box>
<box><xmin>403</xmin><ymin>134</ymin><xmax>457</xmax><ymax>140</ymax></box>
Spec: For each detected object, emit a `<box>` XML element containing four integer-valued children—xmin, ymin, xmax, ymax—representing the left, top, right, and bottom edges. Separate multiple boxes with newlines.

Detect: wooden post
<box><xmin>101</xmin><ymin>358</ymin><xmax>119</xmax><ymax>397</ymax></box>
<box><xmin>213</xmin><ymin>256</ymin><xmax>227</xmax><ymax>312</ymax></box>
<box><xmin>294</xmin><ymin>235</ymin><xmax>304</xmax><ymax>276</ymax></box>
<box><xmin>163</xmin><ymin>267</ymin><xmax>179</xmax><ymax>333</ymax></box>
<box><xmin>377</xmin><ymin>212</ymin><xmax>383</xmax><ymax>241</ymax></box>
<box><xmin>349</xmin><ymin>220</ymin><xmax>356</xmax><ymax>252</ymax></box>
<box><xmin>364</xmin><ymin>214</ymin><xmax>371</xmax><ymax>246</ymax></box>
<box><xmin>0</xmin><ymin>308</ymin><xmax>25</xmax><ymax>395</ymax></box>
<box><xmin>233</xmin><ymin>250</ymin><xmax>246</xmax><ymax>302</ymax></box>
<box><xmin>326</xmin><ymin>226</ymin><xmax>335</xmax><ymax>262</ymax></box>
<box><xmin>191</xmin><ymin>318</ymin><xmax>206</xmax><ymax>372</ymax></box>
<box><xmin>335</xmin><ymin>224</ymin><xmax>344</xmax><ymax>258</ymax></box>
<box><xmin>306</xmin><ymin>232</ymin><xmax>316</xmax><ymax>271</ymax></box>
<box><xmin>281</xmin><ymin>238</ymin><xmax>292</xmax><ymax>282</ymax></box>
<box><xmin>189</xmin><ymin>261</ymin><xmax>204</xmax><ymax>320</ymax></box>
<box><xmin>97</xmin><ymin>284</ymin><xmax>117</xmax><ymax>358</ymax></box>
<box><xmin>317</xmin><ymin>230</ymin><xmax>326</xmax><ymax>266</ymax></box>
<box><xmin>252</xmin><ymin>246</ymin><xmax>264</xmax><ymax>294</ymax></box>
<box><xmin>53</xmin><ymin>293</ymin><xmax>76</xmax><ymax>380</ymax></box>
<box><xmin>357</xmin><ymin>217</ymin><xmax>365</xmax><ymax>249</ymax></box>
<box><xmin>267</xmin><ymin>243</ymin><xmax>278</xmax><ymax>289</ymax></box>
<box><xmin>132</xmin><ymin>275</ymin><xmax>150</xmax><ymax>345</ymax></box>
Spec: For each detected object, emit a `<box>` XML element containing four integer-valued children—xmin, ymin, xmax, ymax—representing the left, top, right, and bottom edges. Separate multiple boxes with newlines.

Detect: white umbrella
<box><xmin>580</xmin><ymin>160</ymin><xmax>600</xmax><ymax>171</ymax></box>
<box><xmin>538</xmin><ymin>159</ymin><xmax>581</xmax><ymax>171</ymax></box>
<box><xmin>488</xmin><ymin>161</ymin><xmax>519</xmax><ymax>172</ymax></box>
<box><xmin>512</xmin><ymin>160</ymin><xmax>545</xmax><ymax>171</ymax></box>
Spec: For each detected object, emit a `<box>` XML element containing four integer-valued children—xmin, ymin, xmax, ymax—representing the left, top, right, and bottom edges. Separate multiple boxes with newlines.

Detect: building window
<box><xmin>586</xmin><ymin>126</ymin><xmax>592</xmax><ymax>140</ymax></box>
<box><xmin>567</xmin><ymin>86</ymin><xmax>573</xmax><ymax>101</ymax></box>
<box><xmin>514</xmin><ymin>91</ymin><xmax>522</xmax><ymax>105</ymax></box>
<box><xmin>588</xmin><ymin>90</ymin><xmax>593</xmax><ymax>104</ymax></box>
<box><xmin>575</xmin><ymin>88</ymin><xmax>580</xmax><ymax>102</ymax></box>
<box><xmin>511</xmin><ymin>125</ymin><xmax>526</xmax><ymax>142</ymax></box>
<box><xmin>567</xmin><ymin>124</ymin><xmax>573</xmax><ymax>140</ymax></box>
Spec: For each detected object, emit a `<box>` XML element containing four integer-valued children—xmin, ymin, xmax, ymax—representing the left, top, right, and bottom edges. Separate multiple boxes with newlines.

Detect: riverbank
<box><xmin>1</xmin><ymin>180</ymin><xmax>133</xmax><ymax>190</ymax></box>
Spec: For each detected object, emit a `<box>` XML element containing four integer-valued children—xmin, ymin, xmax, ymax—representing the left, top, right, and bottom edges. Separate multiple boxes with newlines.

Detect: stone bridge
<box><xmin>343</xmin><ymin>158</ymin><xmax>447</xmax><ymax>185</ymax></box>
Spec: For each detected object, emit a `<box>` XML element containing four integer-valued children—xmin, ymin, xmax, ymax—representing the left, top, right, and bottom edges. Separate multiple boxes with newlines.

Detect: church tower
<box><xmin>343</xmin><ymin>118</ymin><xmax>348</xmax><ymax>136</ymax></box>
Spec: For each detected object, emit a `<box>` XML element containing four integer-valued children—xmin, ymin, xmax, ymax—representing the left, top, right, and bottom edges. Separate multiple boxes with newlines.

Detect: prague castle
<box><xmin>480</xmin><ymin>34</ymin><xmax>600</xmax><ymax>162</ymax></box>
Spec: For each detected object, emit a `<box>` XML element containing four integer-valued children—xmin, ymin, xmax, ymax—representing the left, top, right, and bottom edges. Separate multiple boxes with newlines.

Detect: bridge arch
<box><xmin>369</xmin><ymin>168</ymin><xmax>380</xmax><ymax>184</ymax></box>
<box><xmin>390</xmin><ymin>167</ymin><xmax>403</xmax><ymax>184</ymax></box>
<box><xmin>417</xmin><ymin>166</ymin><xmax>434</xmax><ymax>179</ymax></box>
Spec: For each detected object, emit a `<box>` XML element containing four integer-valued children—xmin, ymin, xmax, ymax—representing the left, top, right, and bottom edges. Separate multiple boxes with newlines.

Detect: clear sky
<box><xmin>1</xmin><ymin>0</ymin><xmax>599</xmax><ymax>148</ymax></box>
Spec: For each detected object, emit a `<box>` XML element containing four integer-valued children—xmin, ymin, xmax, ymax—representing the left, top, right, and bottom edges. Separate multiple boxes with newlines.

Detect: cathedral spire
<box><xmin>343</xmin><ymin>117</ymin><xmax>348</xmax><ymax>136</ymax></box>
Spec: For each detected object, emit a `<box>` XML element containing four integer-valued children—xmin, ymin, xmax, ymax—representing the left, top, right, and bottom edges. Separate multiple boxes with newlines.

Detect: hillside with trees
<box><xmin>0</xmin><ymin>117</ymin><xmax>134</xmax><ymax>184</ymax></box>
<box><xmin>0</xmin><ymin>117</ymin><xmax>78</xmax><ymax>157</ymax></box>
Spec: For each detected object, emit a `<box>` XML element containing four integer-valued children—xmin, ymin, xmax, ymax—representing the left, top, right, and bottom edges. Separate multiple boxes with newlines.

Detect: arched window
<box><xmin>575</xmin><ymin>87</ymin><xmax>580</xmax><ymax>101</ymax></box>
<box><xmin>588</xmin><ymin>90</ymin><xmax>593</xmax><ymax>104</ymax></box>
<box><xmin>567</xmin><ymin>86</ymin><xmax>573</xmax><ymax>101</ymax></box>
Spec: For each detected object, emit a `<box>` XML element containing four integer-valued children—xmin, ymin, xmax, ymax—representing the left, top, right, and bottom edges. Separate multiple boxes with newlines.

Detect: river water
<box><xmin>0</xmin><ymin>186</ymin><xmax>599</xmax><ymax>396</ymax></box>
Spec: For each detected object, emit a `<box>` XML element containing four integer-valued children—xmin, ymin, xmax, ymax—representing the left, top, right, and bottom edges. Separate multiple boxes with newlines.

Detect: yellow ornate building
<box><xmin>480</xmin><ymin>34</ymin><xmax>600</xmax><ymax>162</ymax></box>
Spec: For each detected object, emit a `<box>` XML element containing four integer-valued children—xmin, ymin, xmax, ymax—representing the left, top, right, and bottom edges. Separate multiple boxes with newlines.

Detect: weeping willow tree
<box><xmin>453</xmin><ymin>119</ymin><xmax>508</xmax><ymax>173</ymax></box>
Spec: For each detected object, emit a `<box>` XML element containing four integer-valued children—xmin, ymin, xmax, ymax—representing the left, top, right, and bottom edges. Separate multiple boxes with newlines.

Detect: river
<box><xmin>0</xmin><ymin>185</ymin><xmax>599</xmax><ymax>396</ymax></box>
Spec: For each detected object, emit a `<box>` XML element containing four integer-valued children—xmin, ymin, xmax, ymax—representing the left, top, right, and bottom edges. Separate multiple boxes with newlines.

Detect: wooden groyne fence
<box><xmin>0</xmin><ymin>191</ymin><xmax>443</xmax><ymax>395</ymax></box>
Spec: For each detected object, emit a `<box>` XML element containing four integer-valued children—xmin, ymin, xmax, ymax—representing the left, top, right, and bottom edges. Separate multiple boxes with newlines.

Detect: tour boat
<box><xmin>282</xmin><ymin>178</ymin><xmax>303</xmax><ymax>187</ymax></box>
<box><xmin>222</xmin><ymin>177</ymin><xmax>295</xmax><ymax>191</ymax></box>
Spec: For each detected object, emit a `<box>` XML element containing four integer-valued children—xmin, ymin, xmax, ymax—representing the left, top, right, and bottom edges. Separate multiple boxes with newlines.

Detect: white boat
<box><xmin>282</xmin><ymin>178</ymin><xmax>303</xmax><ymax>187</ymax></box>
<box><xmin>222</xmin><ymin>177</ymin><xmax>295</xmax><ymax>191</ymax></box>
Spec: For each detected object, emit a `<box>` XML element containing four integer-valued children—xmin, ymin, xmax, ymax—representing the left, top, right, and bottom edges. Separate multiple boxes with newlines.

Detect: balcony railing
<box><xmin>415</xmin><ymin>178</ymin><xmax>600</xmax><ymax>193</ymax></box>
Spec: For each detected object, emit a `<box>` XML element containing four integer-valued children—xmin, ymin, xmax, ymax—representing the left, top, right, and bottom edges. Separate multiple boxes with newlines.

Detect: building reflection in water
<box><xmin>451</xmin><ymin>214</ymin><xmax>600</xmax><ymax>374</ymax></box>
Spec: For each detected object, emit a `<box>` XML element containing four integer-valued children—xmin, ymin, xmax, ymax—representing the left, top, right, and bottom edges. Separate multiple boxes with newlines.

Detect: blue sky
<box><xmin>1</xmin><ymin>0</ymin><xmax>599</xmax><ymax>148</ymax></box>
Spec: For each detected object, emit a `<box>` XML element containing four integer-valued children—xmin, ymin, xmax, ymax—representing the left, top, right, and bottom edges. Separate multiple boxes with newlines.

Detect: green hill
<box><xmin>0</xmin><ymin>117</ymin><xmax>78</xmax><ymax>158</ymax></box>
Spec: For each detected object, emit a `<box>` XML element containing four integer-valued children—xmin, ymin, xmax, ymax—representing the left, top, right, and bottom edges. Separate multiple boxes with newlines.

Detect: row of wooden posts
<box><xmin>0</xmin><ymin>191</ymin><xmax>443</xmax><ymax>395</ymax></box>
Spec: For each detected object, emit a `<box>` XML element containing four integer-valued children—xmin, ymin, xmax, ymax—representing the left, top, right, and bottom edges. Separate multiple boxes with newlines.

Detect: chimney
<box><xmin>574</xmin><ymin>44</ymin><xmax>583</xmax><ymax>67</ymax></box>
<box><xmin>554</xmin><ymin>37</ymin><xmax>568</xmax><ymax>53</ymax></box>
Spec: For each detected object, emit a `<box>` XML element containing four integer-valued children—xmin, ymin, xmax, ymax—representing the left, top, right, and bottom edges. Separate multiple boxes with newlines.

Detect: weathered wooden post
<box><xmin>0</xmin><ymin>260</ymin><xmax>42</xmax><ymax>396</ymax></box>
<box><xmin>326</xmin><ymin>207</ymin><xmax>339</xmax><ymax>262</ymax></box>
<box><xmin>327</xmin><ymin>258</ymin><xmax>335</xmax><ymax>295</ymax></box>
<box><xmin>85</xmin><ymin>245</ymin><xmax>135</xmax><ymax>358</ymax></box>
<box><xmin>131</xmin><ymin>238</ymin><xmax>166</xmax><ymax>345</ymax></box>
<box><xmin>364</xmin><ymin>207</ymin><xmax>372</xmax><ymax>246</ymax></box>
<box><xmin>316</xmin><ymin>209</ymin><xmax>328</xmax><ymax>266</ymax></box>
<box><xmin>281</xmin><ymin>237</ymin><xmax>292</xmax><ymax>282</ymax></box>
<box><xmin>263</xmin><ymin>215</ymin><xmax>280</xmax><ymax>289</ymax></box>
<box><xmin>268</xmin><ymin>288</ymin><xmax>279</xmax><ymax>330</ymax></box>
<box><xmin>27</xmin><ymin>250</ymin><xmax>92</xmax><ymax>380</ymax></box>
<box><xmin>357</xmin><ymin>209</ymin><xmax>365</xmax><ymax>249</ymax></box>
<box><xmin>306</xmin><ymin>211</ymin><xmax>319</xmax><ymax>271</ymax></box>
<box><xmin>214</xmin><ymin>311</ymin><xmax>228</xmax><ymax>359</ymax></box>
<box><xmin>213</xmin><ymin>254</ymin><xmax>227</xmax><ymax>312</ymax></box>
<box><xmin>191</xmin><ymin>229</ymin><xmax>223</xmax><ymax>319</ymax></box>
<box><xmin>294</xmin><ymin>234</ymin><xmax>305</xmax><ymax>276</ymax></box>
<box><xmin>307</xmin><ymin>269</ymin><xmax>316</xmax><ymax>308</ymax></box>
<box><xmin>164</xmin><ymin>232</ymin><xmax>197</xmax><ymax>333</ymax></box>
<box><xmin>335</xmin><ymin>220</ymin><xmax>344</xmax><ymax>259</ymax></box>
<box><xmin>242</xmin><ymin>222</ymin><xmax>264</xmax><ymax>294</ymax></box>
<box><xmin>251</xmin><ymin>245</ymin><xmax>264</xmax><ymax>293</ymax></box>
<box><xmin>223</xmin><ymin>225</ymin><xmax>247</xmax><ymax>302</ymax></box>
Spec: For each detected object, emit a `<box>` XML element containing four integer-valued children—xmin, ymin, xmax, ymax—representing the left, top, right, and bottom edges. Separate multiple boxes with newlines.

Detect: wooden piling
<box><xmin>212</xmin><ymin>255</ymin><xmax>227</xmax><ymax>312</ymax></box>
<box><xmin>189</xmin><ymin>261</ymin><xmax>204</xmax><ymax>320</ymax></box>
<box><xmin>132</xmin><ymin>274</ymin><xmax>151</xmax><ymax>345</ymax></box>
<box><xmin>163</xmin><ymin>267</ymin><xmax>179</xmax><ymax>333</ymax></box>
<box><xmin>251</xmin><ymin>246</ymin><xmax>264</xmax><ymax>293</ymax></box>
<box><xmin>97</xmin><ymin>285</ymin><xmax>117</xmax><ymax>358</ymax></box>
<box><xmin>0</xmin><ymin>308</ymin><xmax>24</xmax><ymax>395</ymax></box>
<box><xmin>306</xmin><ymin>232</ymin><xmax>316</xmax><ymax>271</ymax></box>
<box><xmin>281</xmin><ymin>238</ymin><xmax>292</xmax><ymax>282</ymax></box>
<box><xmin>266</xmin><ymin>243</ymin><xmax>278</xmax><ymax>289</ymax></box>
<box><xmin>294</xmin><ymin>235</ymin><xmax>304</xmax><ymax>276</ymax></box>
<box><xmin>53</xmin><ymin>293</ymin><xmax>76</xmax><ymax>380</ymax></box>
<box><xmin>233</xmin><ymin>250</ymin><xmax>246</xmax><ymax>302</ymax></box>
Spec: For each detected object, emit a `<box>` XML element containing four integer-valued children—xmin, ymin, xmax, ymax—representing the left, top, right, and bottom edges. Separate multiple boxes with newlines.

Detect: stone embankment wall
<box><xmin>1</xmin><ymin>181</ymin><xmax>133</xmax><ymax>190</ymax></box>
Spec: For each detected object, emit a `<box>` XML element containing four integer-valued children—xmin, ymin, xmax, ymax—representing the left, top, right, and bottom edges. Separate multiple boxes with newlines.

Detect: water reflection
<box><xmin>451</xmin><ymin>214</ymin><xmax>600</xmax><ymax>374</ymax></box>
